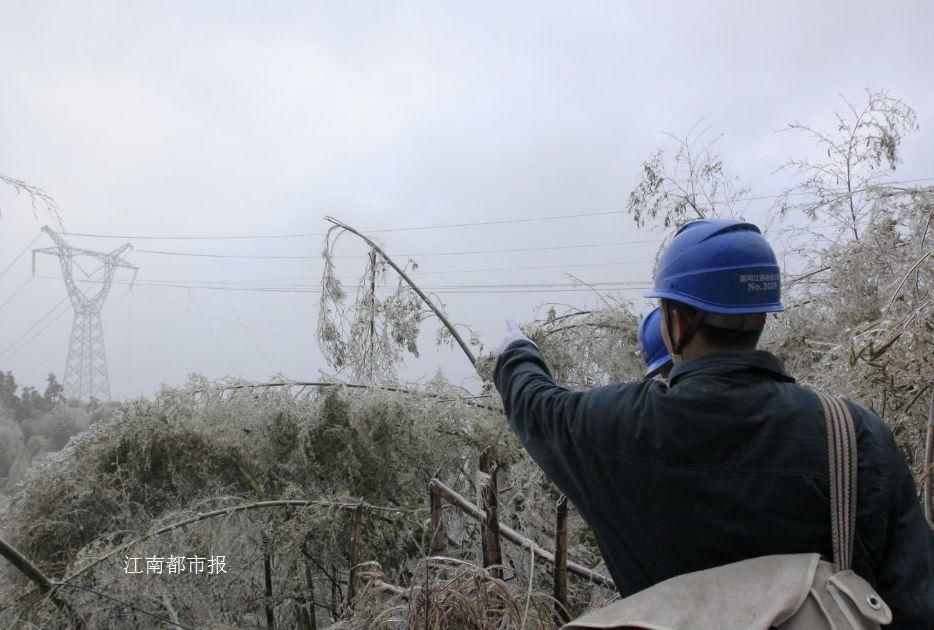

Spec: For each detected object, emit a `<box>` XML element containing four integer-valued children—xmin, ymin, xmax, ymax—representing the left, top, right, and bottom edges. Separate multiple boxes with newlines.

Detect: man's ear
<box><xmin>659</xmin><ymin>306</ymin><xmax>673</xmax><ymax>354</ymax></box>
<box><xmin>674</xmin><ymin>308</ymin><xmax>687</xmax><ymax>348</ymax></box>
<box><xmin>660</xmin><ymin>302</ymin><xmax>682</xmax><ymax>352</ymax></box>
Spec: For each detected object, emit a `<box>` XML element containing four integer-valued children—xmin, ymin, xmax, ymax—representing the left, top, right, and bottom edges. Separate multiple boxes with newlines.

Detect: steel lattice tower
<box><xmin>33</xmin><ymin>227</ymin><xmax>137</xmax><ymax>401</ymax></box>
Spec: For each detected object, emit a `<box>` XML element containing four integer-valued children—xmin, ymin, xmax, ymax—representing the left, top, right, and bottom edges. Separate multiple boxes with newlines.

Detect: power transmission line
<box><xmin>72</xmin><ymin>276</ymin><xmax>655</xmax><ymax>290</ymax></box>
<box><xmin>45</xmin><ymin>272</ymin><xmax>654</xmax><ymax>289</ymax></box>
<box><xmin>62</xmin><ymin>229</ymin><xmax>324</xmax><ymax>240</ymax></box>
<box><xmin>105</xmin><ymin>261</ymin><xmax>653</xmax><ymax>285</ymax></box>
<box><xmin>37</xmin><ymin>275</ymin><xmax>653</xmax><ymax>294</ymax></box>
<box><xmin>0</xmin><ymin>233</ymin><xmax>40</xmax><ymax>281</ymax></box>
<box><xmin>0</xmin><ymin>277</ymin><xmax>32</xmax><ymax>314</ymax></box>
<box><xmin>57</xmin><ymin>212</ymin><xmax>642</xmax><ymax>240</ymax></box>
<box><xmin>60</xmin><ymin>210</ymin><xmax>644</xmax><ymax>241</ymax></box>
<box><xmin>134</xmin><ymin>238</ymin><xmax>664</xmax><ymax>261</ymax></box>
<box><xmin>134</xmin><ymin>249</ymin><xmax>316</xmax><ymax>260</ymax></box>
<box><xmin>0</xmin><ymin>296</ymin><xmax>70</xmax><ymax>361</ymax></box>
<box><xmin>55</xmin><ymin>176</ymin><xmax>934</xmax><ymax>241</ymax></box>
<box><xmin>59</xmin><ymin>223</ymin><xmax>867</xmax><ymax>264</ymax></box>
<box><xmin>7</xmin><ymin>274</ymin><xmax>652</xmax><ymax>366</ymax></box>
<box><xmin>411</xmin><ymin>260</ymin><xmax>652</xmax><ymax>275</ymax></box>
<box><xmin>222</xmin><ymin>291</ymin><xmax>276</xmax><ymax>373</ymax></box>
<box><xmin>190</xmin><ymin>291</ymin><xmax>238</xmax><ymax>374</ymax></box>
<box><xmin>48</xmin><ymin>257</ymin><xmax>653</xmax><ymax>285</ymax></box>
<box><xmin>113</xmin><ymin>222</ymin><xmax>853</xmax><ymax>265</ymax></box>
<box><xmin>0</xmin><ymin>303</ymin><xmax>71</xmax><ymax>363</ymax></box>
<box><xmin>58</xmin><ymin>222</ymin><xmax>842</xmax><ymax>261</ymax></box>
<box><xmin>71</xmin><ymin>258</ymin><xmax>655</xmax><ymax>280</ymax></box>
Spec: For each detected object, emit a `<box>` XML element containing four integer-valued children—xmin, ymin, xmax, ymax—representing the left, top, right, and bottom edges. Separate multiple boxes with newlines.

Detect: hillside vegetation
<box><xmin>0</xmin><ymin>90</ymin><xmax>930</xmax><ymax>629</ymax></box>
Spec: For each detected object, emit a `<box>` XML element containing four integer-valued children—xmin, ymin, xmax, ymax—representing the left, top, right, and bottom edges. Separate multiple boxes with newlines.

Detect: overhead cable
<box><xmin>0</xmin><ymin>233</ymin><xmax>41</xmax><ymax>281</ymax></box>
<box><xmin>0</xmin><ymin>278</ymin><xmax>32</xmax><ymax>314</ymax></box>
<box><xmin>134</xmin><ymin>238</ymin><xmax>663</xmax><ymax>261</ymax></box>
<box><xmin>0</xmin><ymin>297</ymin><xmax>70</xmax><ymax>361</ymax></box>
<box><xmin>36</xmin><ymin>275</ymin><xmax>652</xmax><ymax>295</ymax></box>
<box><xmin>57</xmin><ymin>176</ymin><xmax>934</xmax><ymax>241</ymax></box>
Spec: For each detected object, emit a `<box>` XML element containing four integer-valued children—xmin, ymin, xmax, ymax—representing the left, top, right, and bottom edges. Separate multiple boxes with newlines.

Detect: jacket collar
<box><xmin>667</xmin><ymin>350</ymin><xmax>795</xmax><ymax>387</ymax></box>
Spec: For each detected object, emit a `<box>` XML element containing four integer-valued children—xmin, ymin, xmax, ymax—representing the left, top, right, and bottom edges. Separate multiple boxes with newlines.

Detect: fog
<box><xmin>2</xmin><ymin>0</ymin><xmax>932</xmax><ymax>399</ymax></box>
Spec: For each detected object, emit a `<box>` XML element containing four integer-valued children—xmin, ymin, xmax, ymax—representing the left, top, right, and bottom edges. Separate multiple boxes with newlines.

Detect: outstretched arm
<box><xmin>493</xmin><ymin>338</ymin><xmax>596</xmax><ymax>512</ymax></box>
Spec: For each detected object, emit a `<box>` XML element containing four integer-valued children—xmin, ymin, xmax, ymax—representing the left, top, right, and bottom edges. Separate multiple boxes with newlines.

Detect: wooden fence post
<box><xmin>554</xmin><ymin>494</ymin><xmax>570</xmax><ymax>624</ymax></box>
<box><xmin>478</xmin><ymin>450</ymin><xmax>502</xmax><ymax>579</ymax></box>
<box><xmin>346</xmin><ymin>506</ymin><xmax>364</xmax><ymax>611</ymax></box>
<box><xmin>430</xmin><ymin>484</ymin><xmax>446</xmax><ymax>555</ymax></box>
<box><xmin>331</xmin><ymin>562</ymin><xmax>340</xmax><ymax>621</ymax></box>
<box><xmin>428</xmin><ymin>478</ymin><xmax>615</xmax><ymax>589</ymax></box>
<box><xmin>263</xmin><ymin>532</ymin><xmax>275</xmax><ymax>630</ymax></box>
<box><xmin>924</xmin><ymin>388</ymin><xmax>934</xmax><ymax>526</ymax></box>
<box><xmin>299</xmin><ymin>549</ymin><xmax>317</xmax><ymax>630</ymax></box>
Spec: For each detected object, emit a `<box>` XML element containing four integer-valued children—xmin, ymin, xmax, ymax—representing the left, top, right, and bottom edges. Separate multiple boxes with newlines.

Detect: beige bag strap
<box><xmin>815</xmin><ymin>392</ymin><xmax>858</xmax><ymax>572</ymax></box>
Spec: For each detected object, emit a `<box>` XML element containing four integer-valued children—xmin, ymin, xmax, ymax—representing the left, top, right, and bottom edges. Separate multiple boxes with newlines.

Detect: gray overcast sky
<box><xmin>1</xmin><ymin>1</ymin><xmax>933</xmax><ymax>399</ymax></box>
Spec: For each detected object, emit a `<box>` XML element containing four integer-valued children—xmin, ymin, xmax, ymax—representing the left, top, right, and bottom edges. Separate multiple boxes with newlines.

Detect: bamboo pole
<box><xmin>429</xmin><ymin>485</ymin><xmax>445</xmax><ymax>555</ymax></box>
<box><xmin>0</xmin><ymin>534</ymin><xmax>54</xmax><ymax>593</ymax></box>
<box><xmin>0</xmin><ymin>536</ymin><xmax>90</xmax><ymax>626</ymax></box>
<box><xmin>478</xmin><ymin>451</ymin><xmax>502</xmax><ymax>579</ymax></box>
<box><xmin>214</xmin><ymin>380</ymin><xmax>501</xmax><ymax>413</ymax></box>
<box><xmin>428</xmin><ymin>479</ymin><xmax>614</xmax><ymax>589</ymax></box>
<box><xmin>554</xmin><ymin>494</ymin><xmax>570</xmax><ymax>624</ymax></box>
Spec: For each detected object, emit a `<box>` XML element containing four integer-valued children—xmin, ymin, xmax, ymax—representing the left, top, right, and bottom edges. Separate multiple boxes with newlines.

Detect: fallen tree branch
<box><xmin>541</xmin><ymin>310</ymin><xmax>593</xmax><ymax>325</ymax></box>
<box><xmin>212</xmin><ymin>379</ymin><xmax>502</xmax><ymax>414</ymax></box>
<box><xmin>59</xmin><ymin>499</ymin><xmax>416</xmax><ymax>587</ymax></box>
<box><xmin>538</xmin><ymin>321</ymin><xmax>627</xmax><ymax>342</ymax></box>
<box><xmin>787</xmin><ymin>266</ymin><xmax>831</xmax><ymax>287</ymax></box>
<box><xmin>0</xmin><ymin>535</ymin><xmax>54</xmax><ymax>593</ymax></box>
<box><xmin>325</xmin><ymin>216</ymin><xmax>478</xmax><ymax>368</ymax></box>
<box><xmin>357</xmin><ymin>574</ymin><xmax>407</xmax><ymax>598</ymax></box>
<box><xmin>0</xmin><ymin>535</ymin><xmax>87</xmax><ymax>627</ymax></box>
<box><xmin>428</xmin><ymin>479</ymin><xmax>615</xmax><ymax>590</ymax></box>
<box><xmin>55</xmin><ymin>582</ymin><xmax>187</xmax><ymax>629</ymax></box>
<box><xmin>888</xmin><ymin>250</ymin><xmax>933</xmax><ymax>308</ymax></box>
<box><xmin>893</xmin><ymin>382</ymin><xmax>931</xmax><ymax>416</ymax></box>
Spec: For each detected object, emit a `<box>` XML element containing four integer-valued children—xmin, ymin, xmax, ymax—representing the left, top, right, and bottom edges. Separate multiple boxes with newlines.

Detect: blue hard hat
<box><xmin>645</xmin><ymin>219</ymin><xmax>784</xmax><ymax>314</ymax></box>
<box><xmin>638</xmin><ymin>307</ymin><xmax>671</xmax><ymax>378</ymax></box>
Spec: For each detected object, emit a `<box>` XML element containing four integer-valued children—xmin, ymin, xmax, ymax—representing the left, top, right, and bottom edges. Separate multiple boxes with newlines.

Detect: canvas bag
<box><xmin>563</xmin><ymin>393</ymin><xmax>893</xmax><ymax>630</ymax></box>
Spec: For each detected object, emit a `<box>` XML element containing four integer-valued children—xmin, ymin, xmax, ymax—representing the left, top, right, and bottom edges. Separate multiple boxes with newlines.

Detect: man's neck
<box><xmin>680</xmin><ymin>340</ymin><xmax>757</xmax><ymax>361</ymax></box>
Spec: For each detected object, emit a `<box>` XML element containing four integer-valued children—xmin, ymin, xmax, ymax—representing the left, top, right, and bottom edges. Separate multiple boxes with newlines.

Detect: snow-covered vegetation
<box><xmin>0</xmin><ymin>90</ymin><xmax>930</xmax><ymax>628</ymax></box>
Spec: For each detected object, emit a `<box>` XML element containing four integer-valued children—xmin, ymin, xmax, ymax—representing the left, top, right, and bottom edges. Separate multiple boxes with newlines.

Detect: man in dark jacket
<box><xmin>494</xmin><ymin>220</ymin><xmax>934</xmax><ymax>627</ymax></box>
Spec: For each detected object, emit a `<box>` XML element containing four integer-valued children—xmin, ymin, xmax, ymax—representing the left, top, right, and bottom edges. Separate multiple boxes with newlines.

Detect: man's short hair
<box><xmin>662</xmin><ymin>299</ymin><xmax>764</xmax><ymax>349</ymax></box>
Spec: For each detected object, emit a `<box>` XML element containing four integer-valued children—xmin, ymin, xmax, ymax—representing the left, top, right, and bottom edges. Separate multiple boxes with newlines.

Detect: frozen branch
<box><xmin>324</xmin><ymin>216</ymin><xmax>478</xmax><ymax>368</ymax></box>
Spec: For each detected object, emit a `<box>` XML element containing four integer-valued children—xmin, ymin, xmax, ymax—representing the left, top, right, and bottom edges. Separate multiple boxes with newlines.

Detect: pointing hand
<box><xmin>497</xmin><ymin>319</ymin><xmax>533</xmax><ymax>355</ymax></box>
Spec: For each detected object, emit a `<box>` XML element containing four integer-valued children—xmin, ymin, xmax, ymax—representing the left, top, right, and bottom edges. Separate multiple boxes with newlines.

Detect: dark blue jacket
<box><xmin>494</xmin><ymin>341</ymin><xmax>934</xmax><ymax>628</ymax></box>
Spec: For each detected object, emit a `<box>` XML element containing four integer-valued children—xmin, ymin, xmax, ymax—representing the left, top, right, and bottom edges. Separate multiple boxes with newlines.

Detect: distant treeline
<box><xmin>0</xmin><ymin>371</ymin><xmax>113</xmax><ymax>492</ymax></box>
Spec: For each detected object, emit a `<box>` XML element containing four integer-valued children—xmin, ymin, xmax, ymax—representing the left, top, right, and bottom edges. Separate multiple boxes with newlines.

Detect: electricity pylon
<box><xmin>33</xmin><ymin>227</ymin><xmax>136</xmax><ymax>401</ymax></box>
